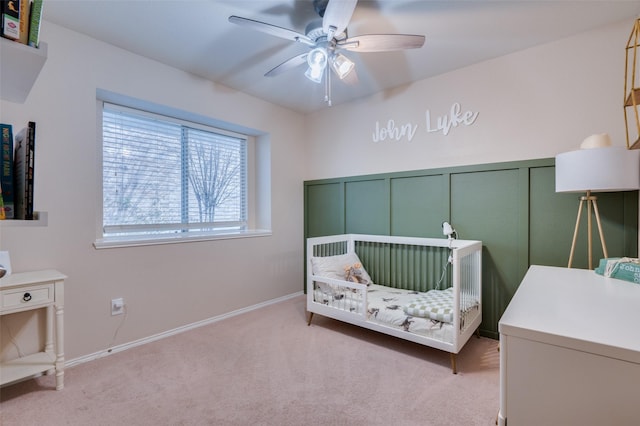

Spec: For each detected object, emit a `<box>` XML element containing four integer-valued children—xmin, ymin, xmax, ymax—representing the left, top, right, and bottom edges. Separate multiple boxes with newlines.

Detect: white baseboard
<box><xmin>66</xmin><ymin>291</ymin><xmax>303</xmax><ymax>369</ymax></box>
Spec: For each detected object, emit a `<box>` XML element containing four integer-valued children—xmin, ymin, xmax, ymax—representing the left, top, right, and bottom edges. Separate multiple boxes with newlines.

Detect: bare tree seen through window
<box><xmin>186</xmin><ymin>128</ymin><xmax>242</xmax><ymax>225</ymax></box>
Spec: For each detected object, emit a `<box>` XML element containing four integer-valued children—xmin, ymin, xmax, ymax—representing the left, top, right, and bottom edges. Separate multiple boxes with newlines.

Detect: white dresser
<box><xmin>498</xmin><ymin>265</ymin><xmax>640</xmax><ymax>426</ymax></box>
<box><xmin>0</xmin><ymin>269</ymin><xmax>66</xmax><ymax>390</ymax></box>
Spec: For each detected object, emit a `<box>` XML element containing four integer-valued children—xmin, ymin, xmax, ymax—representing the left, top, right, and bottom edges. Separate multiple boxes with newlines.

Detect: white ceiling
<box><xmin>44</xmin><ymin>0</ymin><xmax>640</xmax><ymax>113</ymax></box>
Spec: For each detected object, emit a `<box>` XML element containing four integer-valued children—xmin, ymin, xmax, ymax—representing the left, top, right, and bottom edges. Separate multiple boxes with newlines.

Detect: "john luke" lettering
<box><xmin>372</xmin><ymin>102</ymin><xmax>479</xmax><ymax>142</ymax></box>
<box><xmin>425</xmin><ymin>102</ymin><xmax>479</xmax><ymax>136</ymax></box>
<box><xmin>372</xmin><ymin>120</ymin><xmax>418</xmax><ymax>142</ymax></box>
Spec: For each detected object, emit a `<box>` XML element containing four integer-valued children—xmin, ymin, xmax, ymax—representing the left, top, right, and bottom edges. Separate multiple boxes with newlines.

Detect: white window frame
<box><xmin>94</xmin><ymin>91</ymin><xmax>271</xmax><ymax>249</ymax></box>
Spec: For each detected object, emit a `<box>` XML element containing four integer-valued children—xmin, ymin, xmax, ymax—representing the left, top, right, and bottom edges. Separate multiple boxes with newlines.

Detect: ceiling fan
<box><xmin>228</xmin><ymin>0</ymin><xmax>425</xmax><ymax>106</ymax></box>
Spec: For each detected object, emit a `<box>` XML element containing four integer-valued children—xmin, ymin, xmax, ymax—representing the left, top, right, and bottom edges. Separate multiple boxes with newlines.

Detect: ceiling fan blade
<box><xmin>322</xmin><ymin>0</ymin><xmax>358</xmax><ymax>39</ymax></box>
<box><xmin>337</xmin><ymin>34</ymin><xmax>425</xmax><ymax>52</ymax></box>
<box><xmin>265</xmin><ymin>53</ymin><xmax>308</xmax><ymax>77</ymax></box>
<box><xmin>229</xmin><ymin>16</ymin><xmax>314</xmax><ymax>46</ymax></box>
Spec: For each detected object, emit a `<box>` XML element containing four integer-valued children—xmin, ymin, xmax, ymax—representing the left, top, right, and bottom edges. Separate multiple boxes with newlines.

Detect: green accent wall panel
<box><xmin>450</xmin><ymin>168</ymin><xmax>522</xmax><ymax>337</ymax></box>
<box><xmin>623</xmin><ymin>192</ymin><xmax>639</xmax><ymax>255</ymax></box>
<box><xmin>304</xmin><ymin>158</ymin><xmax>639</xmax><ymax>339</ymax></box>
<box><xmin>529</xmin><ymin>166</ymin><xmax>579</xmax><ymax>267</ymax></box>
<box><xmin>390</xmin><ymin>174</ymin><xmax>446</xmax><ymax>237</ymax></box>
<box><xmin>305</xmin><ymin>182</ymin><xmax>344</xmax><ymax>237</ymax></box>
<box><xmin>345</xmin><ymin>179</ymin><xmax>390</xmax><ymax>235</ymax></box>
<box><xmin>595</xmin><ymin>191</ymin><xmax>638</xmax><ymax>260</ymax></box>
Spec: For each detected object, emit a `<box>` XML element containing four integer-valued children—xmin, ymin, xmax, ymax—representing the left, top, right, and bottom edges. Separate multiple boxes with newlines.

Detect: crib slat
<box><xmin>355</xmin><ymin>242</ymin><xmax>449</xmax><ymax>292</ymax></box>
<box><xmin>351</xmin><ymin>238</ymin><xmax>460</xmax><ymax>292</ymax></box>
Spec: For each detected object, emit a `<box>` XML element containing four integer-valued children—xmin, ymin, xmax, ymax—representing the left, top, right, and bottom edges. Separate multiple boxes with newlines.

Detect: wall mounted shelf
<box><xmin>0</xmin><ymin>38</ymin><xmax>48</xmax><ymax>103</ymax></box>
<box><xmin>0</xmin><ymin>212</ymin><xmax>48</xmax><ymax>227</ymax></box>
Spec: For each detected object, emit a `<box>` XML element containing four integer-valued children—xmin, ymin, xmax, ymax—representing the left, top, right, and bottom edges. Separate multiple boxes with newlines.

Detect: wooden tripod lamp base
<box><xmin>567</xmin><ymin>191</ymin><xmax>608</xmax><ymax>269</ymax></box>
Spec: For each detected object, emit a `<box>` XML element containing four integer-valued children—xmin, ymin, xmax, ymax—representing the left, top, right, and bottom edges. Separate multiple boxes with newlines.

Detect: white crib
<box><xmin>306</xmin><ymin>234</ymin><xmax>483</xmax><ymax>374</ymax></box>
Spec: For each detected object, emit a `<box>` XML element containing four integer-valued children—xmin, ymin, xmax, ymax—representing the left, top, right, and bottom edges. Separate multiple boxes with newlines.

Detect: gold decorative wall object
<box><xmin>624</xmin><ymin>18</ymin><xmax>640</xmax><ymax>149</ymax></box>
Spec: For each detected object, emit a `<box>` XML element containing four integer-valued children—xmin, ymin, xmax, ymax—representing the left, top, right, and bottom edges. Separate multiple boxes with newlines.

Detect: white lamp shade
<box><xmin>555</xmin><ymin>146</ymin><xmax>640</xmax><ymax>193</ymax></box>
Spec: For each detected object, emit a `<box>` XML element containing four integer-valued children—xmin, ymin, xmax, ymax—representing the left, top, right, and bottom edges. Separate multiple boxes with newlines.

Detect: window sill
<box><xmin>93</xmin><ymin>229</ymin><xmax>272</xmax><ymax>249</ymax></box>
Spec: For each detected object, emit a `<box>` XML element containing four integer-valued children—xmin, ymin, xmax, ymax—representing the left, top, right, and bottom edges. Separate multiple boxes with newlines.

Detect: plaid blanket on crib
<box><xmin>403</xmin><ymin>287</ymin><xmax>455</xmax><ymax>323</ymax></box>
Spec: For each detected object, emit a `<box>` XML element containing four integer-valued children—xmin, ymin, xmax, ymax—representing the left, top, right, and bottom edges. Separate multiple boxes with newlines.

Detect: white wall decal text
<box><xmin>372</xmin><ymin>119</ymin><xmax>419</xmax><ymax>143</ymax></box>
<box><xmin>371</xmin><ymin>102</ymin><xmax>479</xmax><ymax>142</ymax></box>
<box><xmin>426</xmin><ymin>102</ymin><xmax>479</xmax><ymax>136</ymax></box>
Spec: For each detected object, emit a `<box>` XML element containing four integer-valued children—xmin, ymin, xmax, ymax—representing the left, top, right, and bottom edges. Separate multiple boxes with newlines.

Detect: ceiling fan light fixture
<box><xmin>305</xmin><ymin>47</ymin><xmax>328</xmax><ymax>83</ymax></box>
<box><xmin>331</xmin><ymin>53</ymin><xmax>354</xmax><ymax>79</ymax></box>
<box><xmin>305</xmin><ymin>64</ymin><xmax>325</xmax><ymax>83</ymax></box>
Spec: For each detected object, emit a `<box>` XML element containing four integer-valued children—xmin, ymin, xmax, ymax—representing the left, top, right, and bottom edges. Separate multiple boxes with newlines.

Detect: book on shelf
<box><xmin>0</xmin><ymin>123</ymin><xmax>14</xmax><ymax>219</ymax></box>
<box><xmin>13</xmin><ymin>121</ymin><xmax>35</xmax><ymax>220</ymax></box>
<box><xmin>27</xmin><ymin>120</ymin><xmax>34</xmax><ymax>218</ymax></box>
<box><xmin>0</xmin><ymin>182</ymin><xmax>5</xmax><ymax>220</ymax></box>
<box><xmin>27</xmin><ymin>0</ymin><xmax>41</xmax><ymax>47</ymax></box>
<box><xmin>13</xmin><ymin>127</ymin><xmax>26</xmax><ymax>219</ymax></box>
<box><xmin>17</xmin><ymin>0</ymin><xmax>27</xmax><ymax>44</ymax></box>
<box><xmin>1</xmin><ymin>0</ymin><xmax>20</xmax><ymax>41</ymax></box>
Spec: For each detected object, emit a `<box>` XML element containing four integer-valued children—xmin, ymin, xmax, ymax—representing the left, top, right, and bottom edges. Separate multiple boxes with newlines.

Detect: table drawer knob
<box><xmin>22</xmin><ymin>292</ymin><xmax>32</xmax><ymax>302</ymax></box>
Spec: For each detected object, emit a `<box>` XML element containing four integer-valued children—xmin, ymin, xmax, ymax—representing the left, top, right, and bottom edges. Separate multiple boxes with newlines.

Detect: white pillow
<box><xmin>310</xmin><ymin>252</ymin><xmax>373</xmax><ymax>284</ymax></box>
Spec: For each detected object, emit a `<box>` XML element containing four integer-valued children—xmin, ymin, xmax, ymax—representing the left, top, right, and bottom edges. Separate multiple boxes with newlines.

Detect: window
<box><xmin>98</xmin><ymin>102</ymin><xmax>255</xmax><ymax>247</ymax></box>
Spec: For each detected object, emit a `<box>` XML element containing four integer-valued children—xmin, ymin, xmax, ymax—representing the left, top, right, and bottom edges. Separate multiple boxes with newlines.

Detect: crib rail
<box><xmin>311</xmin><ymin>240</ymin><xmax>348</xmax><ymax>257</ymax></box>
<box><xmin>454</xmin><ymin>246</ymin><xmax>482</xmax><ymax>336</ymax></box>
<box><xmin>308</xmin><ymin>275</ymin><xmax>368</xmax><ymax>318</ymax></box>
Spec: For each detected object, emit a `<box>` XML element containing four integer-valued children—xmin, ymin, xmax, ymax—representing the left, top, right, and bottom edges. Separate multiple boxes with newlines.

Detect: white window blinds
<box><xmin>102</xmin><ymin>103</ymin><xmax>247</xmax><ymax>237</ymax></box>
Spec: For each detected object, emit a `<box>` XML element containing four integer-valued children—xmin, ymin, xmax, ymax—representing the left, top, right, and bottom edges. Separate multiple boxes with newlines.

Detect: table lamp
<box><xmin>555</xmin><ymin>133</ymin><xmax>640</xmax><ymax>269</ymax></box>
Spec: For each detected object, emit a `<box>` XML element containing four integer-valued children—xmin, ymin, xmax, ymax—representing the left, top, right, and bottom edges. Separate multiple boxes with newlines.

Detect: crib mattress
<box><xmin>313</xmin><ymin>284</ymin><xmax>478</xmax><ymax>343</ymax></box>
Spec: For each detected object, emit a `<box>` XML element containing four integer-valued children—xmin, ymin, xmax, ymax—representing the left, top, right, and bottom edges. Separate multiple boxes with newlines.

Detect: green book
<box><xmin>27</xmin><ymin>0</ymin><xmax>42</xmax><ymax>48</ymax></box>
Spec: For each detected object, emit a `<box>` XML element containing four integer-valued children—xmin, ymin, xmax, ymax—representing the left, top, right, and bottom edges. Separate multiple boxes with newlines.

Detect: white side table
<box><xmin>0</xmin><ymin>269</ymin><xmax>66</xmax><ymax>390</ymax></box>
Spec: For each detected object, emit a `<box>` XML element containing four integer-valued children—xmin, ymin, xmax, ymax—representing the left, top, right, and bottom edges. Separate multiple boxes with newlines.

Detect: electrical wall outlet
<box><xmin>111</xmin><ymin>298</ymin><xmax>125</xmax><ymax>316</ymax></box>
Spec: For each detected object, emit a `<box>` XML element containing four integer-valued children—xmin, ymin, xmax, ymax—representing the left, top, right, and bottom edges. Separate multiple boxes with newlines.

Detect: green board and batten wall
<box><xmin>304</xmin><ymin>158</ymin><xmax>638</xmax><ymax>338</ymax></box>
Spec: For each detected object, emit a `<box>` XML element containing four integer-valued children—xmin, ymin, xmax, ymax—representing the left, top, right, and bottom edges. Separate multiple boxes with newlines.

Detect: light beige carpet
<box><xmin>0</xmin><ymin>295</ymin><xmax>500</xmax><ymax>425</ymax></box>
